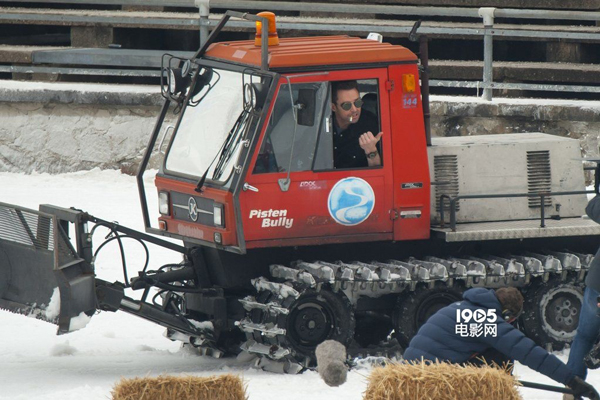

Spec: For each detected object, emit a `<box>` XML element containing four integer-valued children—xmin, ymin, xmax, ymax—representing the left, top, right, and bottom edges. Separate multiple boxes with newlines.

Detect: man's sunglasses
<box><xmin>339</xmin><ymin>99</ymin><xmax>364</xmax><ymax>111</ymax></box>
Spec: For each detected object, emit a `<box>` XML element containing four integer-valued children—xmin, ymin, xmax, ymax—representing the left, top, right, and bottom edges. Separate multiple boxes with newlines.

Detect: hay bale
<box><xmin>111</xmin><ymin>374</ymin><xmax>247</xmax><ymax>400</ymax></box>
<box><xmin>363</xmin><ymin>361</ymin><xmax>523</xmax><ymax>400</ymax></box>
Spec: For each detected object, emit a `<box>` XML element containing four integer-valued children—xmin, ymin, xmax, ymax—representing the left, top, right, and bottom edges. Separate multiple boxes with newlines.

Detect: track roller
<box><xmin>521</xmin><ymin>277</ymin><xmax>584</xmax><ymax>351</ymax></box>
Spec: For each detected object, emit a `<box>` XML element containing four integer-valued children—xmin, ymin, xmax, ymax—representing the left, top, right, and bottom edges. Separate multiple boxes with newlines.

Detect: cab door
<box><xmin>239</xmin><ymin>69</ymin><xmax>394</xmax><ymax>248</ymax></box>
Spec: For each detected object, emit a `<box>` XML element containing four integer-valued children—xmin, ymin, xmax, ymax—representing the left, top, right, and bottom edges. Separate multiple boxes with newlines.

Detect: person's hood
<box><xmin>462</xmin><ymin>288</ymin><xmax>501</xmax><ymax>311</ymax></box>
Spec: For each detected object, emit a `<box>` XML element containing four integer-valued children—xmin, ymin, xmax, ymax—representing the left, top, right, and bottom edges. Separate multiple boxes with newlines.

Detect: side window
<box><xmin>317</xmin><ymin>79</ymin><xmax>382</xmax><ymax>170</ymax></box>
<box><xmin>253</xmin><ymin>82</ymin><xmax>328</xmax><ymax>174</ymax></box>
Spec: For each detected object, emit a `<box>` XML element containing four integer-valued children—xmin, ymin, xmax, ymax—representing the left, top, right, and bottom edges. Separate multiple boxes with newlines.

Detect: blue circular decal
<box><xmin>328</xmin><ymin>177</ymin><xmax>375</xmax><ymax>226</ymax></box>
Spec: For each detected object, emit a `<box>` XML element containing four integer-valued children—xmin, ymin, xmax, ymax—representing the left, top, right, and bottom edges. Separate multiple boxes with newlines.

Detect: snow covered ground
<box><xmin>0</xmin><ymin>169</ymin><xmax>598</xmax><ymax>399</ymax></box>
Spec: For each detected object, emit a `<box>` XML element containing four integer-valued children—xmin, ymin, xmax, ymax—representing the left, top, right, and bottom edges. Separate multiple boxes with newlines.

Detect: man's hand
<box><xmin>359</xmin><ymin>131</ymin><xmax>383</xmax><ymax>154</ymax></box>
<box><xmin>568</xmin><ymin>376</ymin><xmax>600</xmax><ymax>400</ymax></box>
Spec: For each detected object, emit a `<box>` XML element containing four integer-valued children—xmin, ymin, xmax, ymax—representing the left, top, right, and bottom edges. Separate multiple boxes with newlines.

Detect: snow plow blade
<box><xmin>0</xmin><ymin>202</ymin><xmax>96</xmax><ymax>334</ymax></box>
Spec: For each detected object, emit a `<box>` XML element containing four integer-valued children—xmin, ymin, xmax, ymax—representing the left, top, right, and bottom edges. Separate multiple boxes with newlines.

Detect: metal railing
<box><xmin>439</xmin><ymin>191</ymin><xmax>594</xmax><ymax>231</ymax></box>
<box><xmin>2</xmin><ymin>0</ymin><xmax>600</xmax><ymax>99</ymax></box>
<box><xmin>206</xmin><ymin>1</ymin><xmax>600</xmax><ymax>100</ymax></box>
<box><xmin>4</xmin><ymin>0</ymin><xmax>196</xmax><ymax>6</ymax></box>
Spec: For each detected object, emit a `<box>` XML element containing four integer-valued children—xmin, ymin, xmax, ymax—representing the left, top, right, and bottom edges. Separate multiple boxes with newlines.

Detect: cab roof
<box><xmin>204</xmin><ymin>35</ymin><xmax>418</xmax><ymax>70</ymax></box>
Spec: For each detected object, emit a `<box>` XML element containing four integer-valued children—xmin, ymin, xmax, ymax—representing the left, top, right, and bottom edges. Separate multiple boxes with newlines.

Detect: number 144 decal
<box><xmin>402</xmin><ymin>94</ymin><xmax>418</xmax><ymax>108</ymax></box>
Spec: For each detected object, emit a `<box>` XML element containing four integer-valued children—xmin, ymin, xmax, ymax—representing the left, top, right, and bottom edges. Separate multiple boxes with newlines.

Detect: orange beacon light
<box><xmin>255</xmin><ymin>12</ymin><xmax>280</xmax><ymax>47</ymax></box>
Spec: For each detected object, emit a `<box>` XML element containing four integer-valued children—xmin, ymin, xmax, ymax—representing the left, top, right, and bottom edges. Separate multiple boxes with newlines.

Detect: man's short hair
<box><xmin>332</xmin><ymin>80</ymin><xmax>359</xmax><ymax>104</ymax></box>
<box><xmin>495</xmin><ymin>287</ymin><xmax>524</xmax><ymax>319</ymax></box>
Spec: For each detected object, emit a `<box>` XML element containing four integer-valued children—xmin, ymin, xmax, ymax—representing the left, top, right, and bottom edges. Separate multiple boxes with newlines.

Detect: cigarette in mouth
<box><xmin>349</xmin><ymin>116</ymin><xmax>353</xmax><ymax>123</ymax></box>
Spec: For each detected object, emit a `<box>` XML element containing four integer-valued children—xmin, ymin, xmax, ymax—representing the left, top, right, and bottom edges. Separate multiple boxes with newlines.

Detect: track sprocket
<box><xmin>239</xmin><ymin>278</ymin><xmax>355</xmax><ymax>372</ymax></box>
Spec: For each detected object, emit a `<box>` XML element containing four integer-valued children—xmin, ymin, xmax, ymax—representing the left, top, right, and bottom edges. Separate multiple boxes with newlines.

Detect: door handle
<box><xmin>243</xmin><ymin>183</ymin><xmax>259</xmax><ymax>192</ymax></box>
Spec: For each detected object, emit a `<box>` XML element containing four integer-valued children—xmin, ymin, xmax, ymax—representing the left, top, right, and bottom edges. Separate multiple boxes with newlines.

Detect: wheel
<box><xmin>393</xmin><ymin>283</ymin><xmax>464</xmax><ymax>348</ymax></box>
<box><xmin>276</xmin><ymin>288</ymin><xmax>355</xmax><ymax>367</ymax></box>
<box><xmin>521</xmin><ymin>278</ymin><xmax>584</xmax><ymax>350</ymax></box>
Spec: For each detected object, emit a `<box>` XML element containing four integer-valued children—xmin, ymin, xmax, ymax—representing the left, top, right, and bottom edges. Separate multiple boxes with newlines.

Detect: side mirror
<box><xmin>244</xmin><ymin>82</ymin><xmax>269</xmax><ymax>111</ymax></box>
<box><xmin>296</xmin><ymin>88</ymin><xmax>316</xmax><ymax>127</ymax></box>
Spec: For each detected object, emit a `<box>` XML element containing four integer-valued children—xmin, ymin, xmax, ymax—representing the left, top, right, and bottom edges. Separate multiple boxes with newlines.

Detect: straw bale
<box><xmin>363</xmin><ymin>361</ymin><xmax>522</xmax><ymax>400</ymax></box>
<box><xmin>111</xmin><ymin>374</ymin><xmax>247</xmax><ymax>400</ymax></box>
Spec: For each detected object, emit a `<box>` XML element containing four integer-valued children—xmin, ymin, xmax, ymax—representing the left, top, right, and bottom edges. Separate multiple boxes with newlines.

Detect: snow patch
<box><xmin>68</xmin><ymin>312</ymin><xmax>92</xmax><ymax>332</ymax></box>
<box><xmin>135</xmin><ymin>345</ymin><xmax>156</xmax><ymax>352</ymax></box>
<box><xmin>190</xmin><ymin>320</ymin><xmax>214</xmax><ymax>331</ymax></box>
<box><xmin>50</xmin><ymin>341</ymin><xmax>78</xmax><ymax>357</ymax></box>
<box><xmin>44</xmin><ymin>287</ymin><xmax>61</xmax><ymax>321</ymax></box>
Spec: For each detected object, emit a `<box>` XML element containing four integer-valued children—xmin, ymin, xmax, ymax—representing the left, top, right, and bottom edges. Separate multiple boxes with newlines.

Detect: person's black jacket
<box><xmin>585</xmin><ymin>195</ymin><xmax>600</xmax><ymax>292</ymax></box>
<box><xmin>332</xmin><ymin>110</ymin><xmax>379</xmax><ymax>169</ymax></box>
<box><xmin>403</xmin><ymin>288</ymin><xmax>574</xmax><ymax>385</ymax></box>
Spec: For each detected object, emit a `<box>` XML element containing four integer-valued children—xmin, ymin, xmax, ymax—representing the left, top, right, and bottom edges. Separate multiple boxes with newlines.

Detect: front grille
<box><xmin>171</xmin><ymin>192</ymin><xmax>215</xmax><ymax>226</ymax></box>
<box><xmin>527</xmin><ymin>150</ymin><xmax>552</xmax><ymax>208</ymax></box>
<box><xmin>434</xmin><ymin>155</ymin><xmax>460</xmax><ymax>212</ymax></box>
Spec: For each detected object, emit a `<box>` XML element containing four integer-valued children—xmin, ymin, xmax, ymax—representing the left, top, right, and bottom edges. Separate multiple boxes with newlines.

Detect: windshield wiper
<box><xmin>194</xmin><ymin>109</ymin><xmax>251</xmax><ymax>192</ymax></box>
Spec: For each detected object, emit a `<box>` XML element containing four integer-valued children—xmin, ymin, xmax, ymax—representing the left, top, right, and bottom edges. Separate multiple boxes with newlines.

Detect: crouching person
<box><xmin>403</xmin><ymin>287</ymin><xmax>599</xmax><ymax>400</ymax></box>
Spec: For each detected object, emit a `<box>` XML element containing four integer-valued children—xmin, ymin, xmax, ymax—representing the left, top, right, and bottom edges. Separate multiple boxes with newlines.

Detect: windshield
<box><xmin>164</xmin><ymin>67</ymin><xmax>262</xmax><ymax>185</ymax></box>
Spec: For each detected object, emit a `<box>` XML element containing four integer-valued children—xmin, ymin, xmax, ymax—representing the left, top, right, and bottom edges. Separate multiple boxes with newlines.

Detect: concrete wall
<box><xmin>0</xmin><ymin>81</ymin><xmax>599</xmax><ymax>174</ymax></box>
<box><xmin>430</xmin><ymin>97</ymin><xmax>600</xmax><ymax>157</ymax></box>
<box><xmin>0</xmin><ymin>81</ymin><xmax>175</xmax><ymax>174</ymax></box>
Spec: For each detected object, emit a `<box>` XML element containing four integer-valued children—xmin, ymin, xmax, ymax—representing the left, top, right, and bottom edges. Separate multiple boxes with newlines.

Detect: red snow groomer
<box><xmin>1</xmin><ymin>11</ymin><xmax>599</xmax><ymax>373</ymax></box>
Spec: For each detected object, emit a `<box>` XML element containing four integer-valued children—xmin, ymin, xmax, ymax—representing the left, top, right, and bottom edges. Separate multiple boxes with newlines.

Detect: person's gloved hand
<box><xmin>568</xmin><ymin>376</ymin><xmax>600</xmax><ymax>400</ymax></box>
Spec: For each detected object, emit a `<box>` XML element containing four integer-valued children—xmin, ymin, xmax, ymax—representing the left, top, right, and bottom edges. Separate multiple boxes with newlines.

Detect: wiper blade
<box><xmin>194</xmin><ymin>109</ymin><xmax>250</xmax><ymax>192</ymax></box>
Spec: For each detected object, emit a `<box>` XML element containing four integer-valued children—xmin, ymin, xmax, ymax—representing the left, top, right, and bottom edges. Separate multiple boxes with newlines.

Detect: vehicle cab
<box><xmin>139</xmin><ymin>14</ymin><xmax>431</xmax><ymax>255</ymax></box>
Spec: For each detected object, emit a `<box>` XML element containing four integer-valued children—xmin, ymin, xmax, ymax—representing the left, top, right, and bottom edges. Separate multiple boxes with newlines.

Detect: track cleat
<box><xmin>241</xmin><ymin>340</ymin><xmax>291</xmax><ymax>360</ymax></box>
<box><xmin>237</xmin><ymin>319</ymin><xmax>286</xmax><ymax>337</ymax></box>
<box><xmin>468</xmin><ymin>256</ymin><xmax>505</xmax><ymax>276</ymax></box>
<box><xmin>408</xmin><ymin>258</ymin><xmax>449</xmax><ymax>280</ymax></box>
<box><xmin>546</xmin><ymin>251</ymin><xmax>581</xmax><ymax>271</ymax></box>
<box><xmin>338</xmin><ymin>262</ymin><xmax>377</xmax><ymax>281</ymax></box>
<box><xmin>252</xmin><ymin>277</ymin><xmax>300</xmax><ymax>298</ymax></box>
<box><xmin>523</xmin><ymin>252</ymin><xmax>563</xmax><ymax>273</ymax></box>
<box><xmin>239</xmin><ymin>296</ymin><xmax>290</xmax><ymax>315</ymax></box>
<box><xmin>314</xmin><ymin>261</ymin><xmax>355</xmax><ymax>280</ymax></box>
<box><xmin>270</xmin><ymin>264</ymin><xmax>317</xmax><ymax>287</ymax></box>
<box><xmin>353</xmin><ymin>261</ymin><xmax>392</xmax><ymax>282</ymax></box>
<box><xmin>451</xmin><ymin>258</ymin><xmax>486</xmax><ymax>277</ymax></box>
<box><xmin>293</xmin><ymin>261</ymin><xmax>335</xmax><ymax>283</ymax></box>
<box><xmin>385</xmin><ymin>260</ymin><xmax>424</xmax><ymax>281</ymax></box>
<box><xmin>509</xmin><ymin>255</ymin><xmax>545</xmax><ymax>275</ymax></box>
<box><xmin>486</xmin><ymin>256</ymin><xmax>525</xmax><ymax>276</ymax></box>
<box><xmin>570</xmin><ymin>252</ymin><xmax>594</xmax><ymax>269</ymax></box>
<box><xmin>424</xmin><ymin>256</ymin><xmax>468</xmax><ymax>279</ymax></box>
<box><xmin>255</xmin><ymin>357</ymin><xmax>303</xmax><ymax>374</ymax></box>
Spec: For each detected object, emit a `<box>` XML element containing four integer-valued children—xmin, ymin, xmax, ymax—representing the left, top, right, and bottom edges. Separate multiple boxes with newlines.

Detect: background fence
<box><xmin>1</xmin><ymin>0</ymin><xmax>600</xmax><ymax>99</ymax></box>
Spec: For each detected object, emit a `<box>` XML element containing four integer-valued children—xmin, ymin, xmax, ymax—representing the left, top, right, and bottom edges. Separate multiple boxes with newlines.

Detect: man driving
<box><xmin>331</xmin><ymin>80</ymin><xmax>382</xmax><ymax>169</ymax></box>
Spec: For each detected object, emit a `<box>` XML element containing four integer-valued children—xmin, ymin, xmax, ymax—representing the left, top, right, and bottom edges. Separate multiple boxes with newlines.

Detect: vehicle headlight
<box><xmin>213</xmin><ymin>203</ymin><xmax>224</xmax><ymax>227</ymax></box>
<box><xmin>158</xmin><ymin>191</ymin><xmax>170</xmax><ymax>215</ymax></box>
<box><xmin>167</xmin><ymin>68</ymin><xmax>189</xmax><ymax>96</ymax></box>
